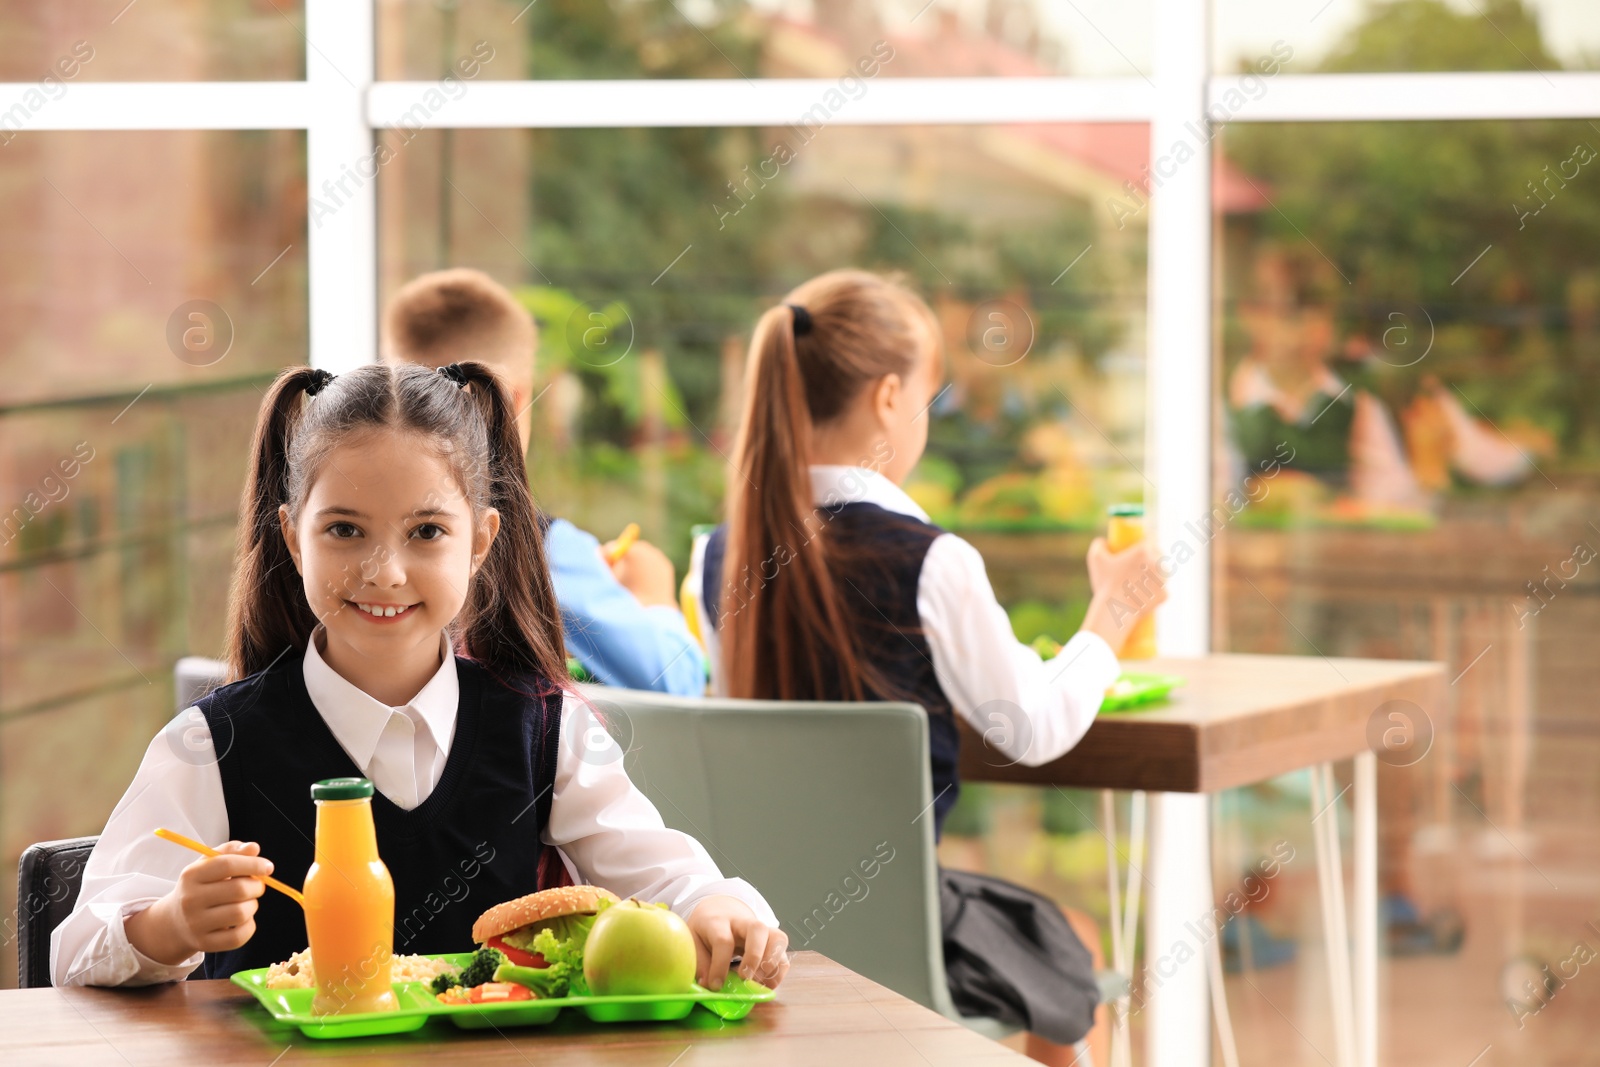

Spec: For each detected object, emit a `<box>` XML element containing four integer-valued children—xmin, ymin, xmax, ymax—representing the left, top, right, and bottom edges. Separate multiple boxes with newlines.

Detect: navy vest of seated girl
<box><xmin>193</xmin><ymin>653</ymin><xmax>562</xmax><ymax>978</ymax></box>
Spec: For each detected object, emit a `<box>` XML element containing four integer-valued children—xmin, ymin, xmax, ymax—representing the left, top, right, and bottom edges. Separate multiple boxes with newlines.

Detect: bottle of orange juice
<box><xmin>305</xmin><ymin>778</ymin><xmax>397</xmax><ymax>1015</ymax></box>
<box><xmin>1106</xmin><ymin>504</ymin><xmax>1158</xmax><ymax>659</ymax></box>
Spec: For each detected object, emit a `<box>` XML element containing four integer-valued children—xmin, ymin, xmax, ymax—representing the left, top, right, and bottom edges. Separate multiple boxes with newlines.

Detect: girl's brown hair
<box><xmin>720</xmin><ymin>269</ymin><xmax>940</xmax><ymax>701</ymax></box>
<box><xmin>225</xmin><ymin>361</ymin><xmax>568</xmax><ymax>686</ymax></box>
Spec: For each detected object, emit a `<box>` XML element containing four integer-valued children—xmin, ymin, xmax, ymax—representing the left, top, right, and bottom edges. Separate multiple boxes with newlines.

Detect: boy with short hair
<box><xmin>383</xmin><ymin>268</ymin><xmax>706</xmax><ymax>696</ymax></box>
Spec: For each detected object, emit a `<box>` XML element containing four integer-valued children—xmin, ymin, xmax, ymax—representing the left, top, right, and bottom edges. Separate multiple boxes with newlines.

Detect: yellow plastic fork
<box><xmin>153</xmin><ymin>828</ymin><xmax>306</xmax><ymax>907</ymax></box>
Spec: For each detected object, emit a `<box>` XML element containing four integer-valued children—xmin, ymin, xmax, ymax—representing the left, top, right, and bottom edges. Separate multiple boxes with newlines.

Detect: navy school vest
<box><xmin>702</xmin><ymin>502</ymin><xmax>963</xmax><ymax>838</ymax></box>
<box><xmin>1231</xmin><ymin>388</ymin><xmax>1355</xmax><ymax>486</ymax></box>
<box><xmin>194</xmin><ymin>653</ymin><xmax>563</xmax><ymax>978</ymax></box>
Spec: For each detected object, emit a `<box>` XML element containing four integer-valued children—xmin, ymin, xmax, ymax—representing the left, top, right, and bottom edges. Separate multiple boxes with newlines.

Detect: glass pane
<box><xmin>379</xmin><ymin>122</ymin><xmax>1147</xmax><ymax>573</ymax></box>
<box><xmin>0</xmin><ymin>1</ymin><xmax>306</xmax><ymax>81</ymax></box>
<box><xmin>0</xmin><ymin>130</ymin><xmax>306</xmax><ymax>988</ymax></box>
<box><xmin>378</xmin><ymin>0</ymin><xmax>1151</xmax><ymax>80</ymax></box>
<box><xmin>1213</xmin><ymin>118</ymin><xmax>1598</xmax><ymax>1062</ymax></box>
<box><xmin>1215</xmin><ymin>0</ymin><xmax>1599</xmax><ymax>74</ymax></box>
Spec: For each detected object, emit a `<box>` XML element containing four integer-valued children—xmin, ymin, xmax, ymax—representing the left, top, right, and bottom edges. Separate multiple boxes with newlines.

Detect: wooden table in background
<box><xmin>960</xmin><ymin>653</ymin><xmax>1443</xmax><ymax>793</ymax></box>
<box><xmin>961</xmin><ymin>653</ymin><xmax>1447</xmax><ymax>1067</ymax></box>
<box><xmin>0</xmin><ymin>952</ymin><xmax>1027</xmax><ymax>1066</ymax></box>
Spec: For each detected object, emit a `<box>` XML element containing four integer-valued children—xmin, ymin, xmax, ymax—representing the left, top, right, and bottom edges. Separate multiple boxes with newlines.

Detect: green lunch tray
<box><xmin>231</xmin><ymin>952</ymin><xmax>774</xmax><ymax>1040</ymax></box>
<box><xmin>1100</xmin><ymin>671</ymin><xmax>1185</xmax><ymax>712</ymax></box>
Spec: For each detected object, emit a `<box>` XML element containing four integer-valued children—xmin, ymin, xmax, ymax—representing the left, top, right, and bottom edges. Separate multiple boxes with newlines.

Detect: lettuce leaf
<box><xmin>530</xmin><ymin>923</ymin><xmax>589</xmax><ymax>995</ymax></box>
<box><xmin>502</xmin><ymin>911</ymin><xmax>599</xmax><ymax>953</ymax></box>
<box><xmin>495</xmin><ymin>899</ymin><xmax>613</xmax><ymax>998</ymax></box>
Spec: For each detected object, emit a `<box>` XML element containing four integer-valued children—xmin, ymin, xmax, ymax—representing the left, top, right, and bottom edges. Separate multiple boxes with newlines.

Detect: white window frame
<box><xmin>4</xmin><ymin>0</ymin><xmax>1599</xmax><ymax>658</ymax></box>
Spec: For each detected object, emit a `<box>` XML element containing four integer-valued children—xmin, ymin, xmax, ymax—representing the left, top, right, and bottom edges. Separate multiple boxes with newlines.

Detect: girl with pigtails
<box><xmin>54</xmin><ymin>362</ymin><xmax>788</xmax><ymax>991</ymax></box>
<box><xmin>686</xmin><ymin>270</ymin><xmax>1167</xmax><ymax>1066</ymax></box>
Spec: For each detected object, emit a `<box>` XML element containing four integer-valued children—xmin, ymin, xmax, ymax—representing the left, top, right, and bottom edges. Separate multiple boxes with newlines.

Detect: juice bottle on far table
<box><xmin>680</xmin><ymin>524</ymin><xmax>716</xmax><ymax>655</ymax></box>
<box><xmin>1106</xmin><ymin>503</ymin><xmax>1158</xmax><ymax>659</ymax></box>
<box><xmin>305</xmin><ymin>777</ymin><xmax>397</xmax><ymax>1015</ymax></box>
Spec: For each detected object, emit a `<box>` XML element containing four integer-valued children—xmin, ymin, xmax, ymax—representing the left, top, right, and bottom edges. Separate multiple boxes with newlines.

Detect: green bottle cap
<box><xmin>311</xmin><ymin>777</ymin><xmax>374</xmax><ymax>801</ymax></box>
<box><xmin>1108</xmin><ymin>503</ymin><xmax>1145</xmax><ymax>517</ymax></box>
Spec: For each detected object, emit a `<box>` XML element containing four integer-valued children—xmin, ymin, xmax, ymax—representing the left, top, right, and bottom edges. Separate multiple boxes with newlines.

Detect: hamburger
<box><xmin>473</xmin><ymin>884</ymin><xmax>618</xmax><ymax>969</ymax></box>
<box><xmin>434</xmin><ymin>885</ymin><xmax>618</xmax><ymax>998</ymax></box>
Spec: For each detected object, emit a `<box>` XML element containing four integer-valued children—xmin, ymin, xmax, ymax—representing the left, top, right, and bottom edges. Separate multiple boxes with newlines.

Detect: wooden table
<box><xmin>959</xmin><ymin>653</ymin><xmax>1445</xmax><ymax>793</ymax></box>
<box><xmin>0</xmin><ymin>952</ymin><xmax>1028</xmax><ymax>1066</ymax></box>
<box><xmin>961</xmin><ymin>653</ymin><xmax>1447</xmax><ymax>1067</ymax></box>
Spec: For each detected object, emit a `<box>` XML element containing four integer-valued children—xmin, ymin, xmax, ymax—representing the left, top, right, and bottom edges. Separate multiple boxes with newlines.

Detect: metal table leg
<box><xmin>1311</xmin><ymin>762</ymin><xmax>1358</xmax><ymax>1067</ymax></box>
<box><xmin>1146</xmin><ymin>792</ymin><xmax>1212</xmax><ymax>1067</ymax></box>
<box><xmin>1354</xmin><ymin>752</ymin><xmax>1378</xmax><ymax>1067</ymax></box>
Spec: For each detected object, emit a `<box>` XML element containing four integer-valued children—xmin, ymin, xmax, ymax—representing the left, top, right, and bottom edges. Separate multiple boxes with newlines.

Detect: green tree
<box><xmin>1224</xmin><ymin>0</ymin><xmax>1600</xmax><ymax>459</ymax></box>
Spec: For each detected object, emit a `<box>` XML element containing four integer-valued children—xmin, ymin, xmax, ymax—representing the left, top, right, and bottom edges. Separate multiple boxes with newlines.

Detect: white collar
<box><xmin>302</xmin><ymin>628</ymin><xmax>459</xmax><ymax>769</ymax></box>
<box><xmin>809</xmin><ymin>464</ymin><xmax>930</xmax><ymax>523</ymax></box>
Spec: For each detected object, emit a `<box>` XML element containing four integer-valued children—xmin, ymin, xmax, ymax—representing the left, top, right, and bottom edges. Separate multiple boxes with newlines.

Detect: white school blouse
<box><xmin>688</xmin><ymin>465</ymin><xmax>1121</xmax><ymax>765</ymax></box>
<box><xmin>51</xmin><ymin>629</ymin><xmax>777</xmax><ymax>987</ymax></box>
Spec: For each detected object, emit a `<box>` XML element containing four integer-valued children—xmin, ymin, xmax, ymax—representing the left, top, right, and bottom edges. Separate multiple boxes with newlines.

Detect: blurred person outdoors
<box><xmin>1221</xmin><ymin>246</ymin><xmax>1482</xmax><ymax>966</ymax></box>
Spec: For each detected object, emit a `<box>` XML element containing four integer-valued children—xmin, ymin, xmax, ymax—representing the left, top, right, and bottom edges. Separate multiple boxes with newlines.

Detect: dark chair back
<box><xmin>17</xmin><ymin>836</ymin><xmax>98</xmax><ymax>988</ymax></box>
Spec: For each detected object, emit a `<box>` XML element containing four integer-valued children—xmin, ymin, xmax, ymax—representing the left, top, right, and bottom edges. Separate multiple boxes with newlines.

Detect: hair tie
<box><xmin>304</xmin><ymin>369</ymin><xmax>336</xmax><ymax>397</ymax></box>
<box><xmin>786</xmin><ymin>303</ymin><xmax>813</xmax><ymax>338</ymax></box>
<box><xmin>437</xmin><ymin>363</ymin><xmax>471</xmax><ymax>388</ymax></box>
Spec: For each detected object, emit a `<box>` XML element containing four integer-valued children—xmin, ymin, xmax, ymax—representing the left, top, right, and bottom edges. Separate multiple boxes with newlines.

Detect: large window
<box><xmin>378</xmin><ymin>122</ymin><xmax>1147</xmax><ymax>563</ymax></box>
<box><xmin>0</xmin><ymin>123</ymin><xmax>307</xmax><ymax>987</ymax></box>
<box><xmin>2</xmin><ymin>6</ymin><xmax>1597</xmax><ymax>1066</ymax></box>
<box><xmin>1210</xmin><ymin>113</ymin><xmax>1599</xmax><ymax>1064</ymax></box>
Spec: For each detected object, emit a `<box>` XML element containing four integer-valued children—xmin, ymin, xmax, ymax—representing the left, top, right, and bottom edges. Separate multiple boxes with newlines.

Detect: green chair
<box><xmin>581</xmin><ymin>686</ymin><xmax>1053</xmax><ymax>1047</ymax></box>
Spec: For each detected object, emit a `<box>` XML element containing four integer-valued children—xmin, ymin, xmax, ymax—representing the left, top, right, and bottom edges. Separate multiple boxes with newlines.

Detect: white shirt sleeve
<box><xmin>917</xmin><ymin>533</ymin><xmax>1122</xmax><ymax>767</ymax></box>
<box><xmin>543</xmin><ymin>695</ymin><xmax>779</xmax><ymax>928</ymax></box>
<box><xmin>1350</xmin><ymin>390</ymin><xmax>1423</xmax><ymax>506</ymax></box>
<box><xmin>50</xmin><ymin>708</ymin><xmax>228</xmax><ymax>987</ymax></box>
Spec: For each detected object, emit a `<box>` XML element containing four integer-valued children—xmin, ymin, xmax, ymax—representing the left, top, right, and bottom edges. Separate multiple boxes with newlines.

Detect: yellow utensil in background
<box><xmin>605</xmin><ymin>522</ymin><xmax>641</xmax><ymax>564</ymax></box>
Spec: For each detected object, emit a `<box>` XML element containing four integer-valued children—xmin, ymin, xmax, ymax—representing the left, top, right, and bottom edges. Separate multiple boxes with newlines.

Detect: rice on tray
<box><xmin>263</xmin><ymin>948</ymin><xmax>460</xmax><ymax>989</ymax></box>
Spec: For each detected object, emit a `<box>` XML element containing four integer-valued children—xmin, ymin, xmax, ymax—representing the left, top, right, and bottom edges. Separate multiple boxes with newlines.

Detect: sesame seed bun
<box><xmin>472</xmin><ymin>885</ymin><xmax>620</xmax><ymax>944</ymax></box>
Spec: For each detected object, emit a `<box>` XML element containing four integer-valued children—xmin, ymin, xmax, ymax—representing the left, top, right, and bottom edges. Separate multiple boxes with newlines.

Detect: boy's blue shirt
<box><xmin>543</xmin><ymin>517</ymin><xmax>707</xmax><ymax>697</ymax></box>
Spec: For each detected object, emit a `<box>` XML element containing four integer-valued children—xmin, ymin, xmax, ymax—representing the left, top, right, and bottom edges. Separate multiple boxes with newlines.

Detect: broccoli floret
<box><xmin>430</xmin><ymin>971</ymin><xmax>461</xmax><ymax>995</ymax></box>
<box><xmin>494</xmin><ymin>961</ymin><xmax>569</xmax><ymax>998</ymax></box>
<box><xmin>457</xmin><ymin>946</ymin><xmax>507</xmax><ymax>988</ymax></box>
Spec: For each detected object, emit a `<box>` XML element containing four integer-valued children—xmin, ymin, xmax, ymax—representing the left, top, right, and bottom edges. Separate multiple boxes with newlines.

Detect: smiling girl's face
<box><xmin>279</xmin><ymin>428</ymin><xmax>498</xmax><ymax>693</ymax></box>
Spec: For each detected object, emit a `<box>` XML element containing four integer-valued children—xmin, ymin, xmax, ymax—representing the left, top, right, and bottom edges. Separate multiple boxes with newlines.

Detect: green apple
<box><xmin>583</xmin><ymin>899</ymin><xmax>697</xmax><ymax>996</ymax></box>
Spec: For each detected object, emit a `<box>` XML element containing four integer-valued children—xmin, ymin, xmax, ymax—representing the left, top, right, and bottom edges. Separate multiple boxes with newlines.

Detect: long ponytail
<box><xmin>722</xmin><ymin>306</ymin><xmax>870</xmax><ymax>700</ymax></box>
<box><xmin>225</xmin><ymin>367</ymin><xmax>328</xmax><ymax>680</ymax></box>
<box><xmin>449</xmin><ymin>362</ymin><xmax>569</xmax><ymax>683</ymax></box>
<box><xmin>720</xmin><ymin>270</ymin><xmax>939</xmax><ymax>702</ymax></box>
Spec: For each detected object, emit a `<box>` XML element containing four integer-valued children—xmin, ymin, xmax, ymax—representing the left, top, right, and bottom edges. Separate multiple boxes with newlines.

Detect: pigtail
<box><xmin>224</xmin><ymin>367</ymin><xmax>326</xmax><ymax>681</ymax></box>
<box><xmin>722</xmin><ymin>306</ymin><xmax>876</xmax><ymax>701</ymax></box>
<box><xmin>449</xmin><ymin>361</ymin><xmax>570</xmax><ymax>684</ymax></box>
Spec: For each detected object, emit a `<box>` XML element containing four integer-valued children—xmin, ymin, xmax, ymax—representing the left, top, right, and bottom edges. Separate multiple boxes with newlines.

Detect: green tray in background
<box><xmin>230</xmin><ymin>952</ymin><xmax>774</xmax><ymax>1040</ymax></box>
<box><xmin>1100</xmin><ymin>671</ymin><xmax>1185</xmax><ymax>712</ymax></box>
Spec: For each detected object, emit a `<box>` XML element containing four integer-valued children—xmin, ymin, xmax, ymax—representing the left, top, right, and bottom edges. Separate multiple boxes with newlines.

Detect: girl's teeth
<box><xmin>357</xmin><ymin>603</ymin><xmax>408</xmax><ymax>616</ymax></box>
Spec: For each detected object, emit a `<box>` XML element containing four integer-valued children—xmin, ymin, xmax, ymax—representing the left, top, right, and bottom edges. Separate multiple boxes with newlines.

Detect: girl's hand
<box><xmin>1081</xmin><ymin>537</ymin><xmax>1168</xmax><ymax>653</ymax></box>
<box><xmin>686</xmin><ymin>895</ymin><xmax>790</xmax><ymax>991</ymax></box>
<box><xmin>125</xmin><ymin>841</ymin><xmax>271</xmax><ymax>965</ymax></box>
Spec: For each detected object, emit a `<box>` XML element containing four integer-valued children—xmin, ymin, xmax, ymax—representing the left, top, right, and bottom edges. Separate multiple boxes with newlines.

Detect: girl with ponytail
<box><xmin>56</xmin><ymin>362</ymin><xmax>789</xmax><ymax>992</ymax></box>
<box><xmin>690</xmin><ymin>269</ymin><xmax>1167</xmax><ymax>1065</ymax></box>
